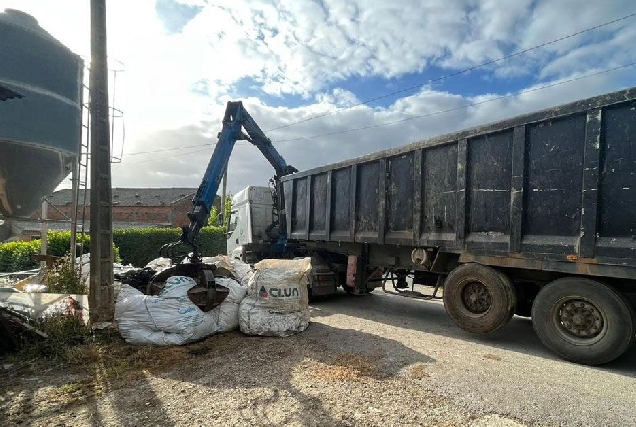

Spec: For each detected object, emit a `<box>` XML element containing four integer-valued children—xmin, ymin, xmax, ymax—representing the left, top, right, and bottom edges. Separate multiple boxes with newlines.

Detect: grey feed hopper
<box><xmin>0</xmin><ymin>8</ymin><xmax>84</xmax><ymax>222</ymax></box>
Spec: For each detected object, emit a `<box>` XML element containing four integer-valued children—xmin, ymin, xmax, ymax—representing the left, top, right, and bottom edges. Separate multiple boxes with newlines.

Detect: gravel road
<box><xmin>315</xmin><ymin>289</ymin><xmax>636</xmax><ymax>426</ymax></box>
<box><xmin>2</xmin><ymin>288</ymin><xmax>635</xmax><ymax>426</ymax></box>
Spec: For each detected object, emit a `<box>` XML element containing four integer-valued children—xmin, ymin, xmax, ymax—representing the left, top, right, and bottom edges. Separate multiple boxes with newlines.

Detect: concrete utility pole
<box><xmin>39</xmin><ymin>200</ymin><xmax>48</xmax><ymax>270</ymax></box>
<box><xmin>89</xmin><ymin>0</ymin><xmax>114</xmax><ymax>324</ymax></box>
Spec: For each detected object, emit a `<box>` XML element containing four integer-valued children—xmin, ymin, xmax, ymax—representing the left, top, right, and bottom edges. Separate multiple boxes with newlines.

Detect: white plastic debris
<box><xmin>115</xmin><ymin>276</ymin><xmax>218</xmax><ymax>345</ymax></box>
<box><xmin>76</xmin><ymin>253</ymin><xmax>135</xmax><ymax>282</ymax></box>
<box><xmin>144</xmin><ymin>257</ymin><xmax>173</xmax><ymax>272</ymax></box>
<box><xmin>23</xmin><ymin>284</ymin><xmax>47</xmax><ymax>293</ymax></box>
<box><xmin>239</xmin><ymin>258</ymin><xmax>311</xmax><ymax>337</ymax></box>
<box><xmin>199</xmin><ymin>255</ymin><xmax>254</xmax><ymax>286</ymax></box>
<box><xmin>40</xmin><ymin>295</ymin><xmax>84</xmax><ymax>320</ymax></box>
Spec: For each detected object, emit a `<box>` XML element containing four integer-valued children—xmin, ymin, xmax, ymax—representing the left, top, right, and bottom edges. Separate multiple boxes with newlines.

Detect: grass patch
<box><xmin>1</xmin><ymin>316</ymin><xmax>220</xmax><ymax>408</ymax></box>
<box><xmin>298</xmin><ymin>352</ymin><xmax>384</xmax><ymax>382</ymax></box>
<box><xmin>409</xmin><ymin>363</ymin><xmax>430</xmax><ymax>379</ymax></box>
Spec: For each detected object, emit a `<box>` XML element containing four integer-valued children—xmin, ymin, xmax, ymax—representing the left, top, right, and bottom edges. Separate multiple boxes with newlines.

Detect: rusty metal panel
<box><xmin>355</xmin><ymin>161</ymin><xmax>380</xmax><ymax>242</ymax></box>
<box><xmin>522</xmin><ymin>113</ymin><xmax>586</xmax><ymax>254</ymax></box>
<box><xmin>386</xmin><ymin>153</ymin><xmax>414</xmax><ymax>245</ymax></box>
<box><xmin>596</xmin><ymin>100</ymin><xmax>636</xmax><ymax>260</ymax></box>
<box><xmin>579</xmin><ymin>109</ymin><xmax>602</xmax><ymax>258</ymax></box>
<box><xmin>290</xmin><ymin>177</ymin><xmax>308</xmax><ymax>238</ymax></box>
<box><xmin>466</xmin><ymin>131</ymin><xmax>512</xmax><ymax>234</ymax></box>
<box><xmin>346</xmin><ymin>255</ymin><xmax>357</xmax><ymax>286</ymax></box>
<box><xmin>421</xmin><ymin>143</ymin><xmax>457</xmax><ymax>243</ymax></box>
<box><xmin>509</xmin><ymin>126</ymin><xmax>526</xmax><ymax>253</ymax></box>
<box><xmin>309</xmin><ymin>172</ymin><xmax>328</xmax><ymax>239</ymax></box>
<box><xmin>330</xmin><ymin>167</ymin><xmax>351</xmax><ymax>241</ymax></box>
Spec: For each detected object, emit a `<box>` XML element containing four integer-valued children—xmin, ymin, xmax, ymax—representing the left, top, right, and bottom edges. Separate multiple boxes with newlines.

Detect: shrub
<box><xmin>113</xmin><ymin>226</ymin><xmax>227</xmax><ymax>267</ymax></box>
<box><xmin>0</xmin><ymin>231</ymin><xmax>120</xmax><ymax>273</ymax></box>
<box><xmin>43</xmin><ymin>255</ymin><xmax>88</xmax><ymax>294</ymax></box>
<box><xmin>0</xmin><ymin>240</ymin><xmax>40</xmax><ymax>272</ymax></box>
<box><xmin>0</xmin><ymin>226</ymin><xmax>226</xmax><ymax>272</ymax></box>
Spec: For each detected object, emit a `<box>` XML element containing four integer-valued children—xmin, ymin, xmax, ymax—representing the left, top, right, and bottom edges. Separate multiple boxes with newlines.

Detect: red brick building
<box><xmin>19</xmin><ymin>188</ymin><xmax>221</xmax><ymax>240</ymax></box>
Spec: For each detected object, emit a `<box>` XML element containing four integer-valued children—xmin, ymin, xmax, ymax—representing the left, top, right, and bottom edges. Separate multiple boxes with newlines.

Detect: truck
<box><xmin>167</xmin><ymin>86</ymin><xmax>636</xmax><ymax>366</ymax></box>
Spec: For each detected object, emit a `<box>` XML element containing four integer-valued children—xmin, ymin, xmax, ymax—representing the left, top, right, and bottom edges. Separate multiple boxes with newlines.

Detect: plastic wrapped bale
<box><xmin>115</xmin><ymin>276</ymin><xmax>218</xmax><ymax>345</ymax></box>
<box><xmin>238</xmin><ymin>258</ymin><xmax>311</xmax><ymax>337</ymax></box>
<box><xmin>210</xmin><ymin>277</ymin><xmax>248</xmax><ymax>332</ymax></box>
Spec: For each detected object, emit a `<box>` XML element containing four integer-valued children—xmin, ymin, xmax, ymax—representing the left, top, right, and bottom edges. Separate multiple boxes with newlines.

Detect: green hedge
<box><xmin>113</xmin><ymin>226</ymin><xmax>227</xmax><ymax>267</ymax></box>
<box><xmin>0</xmin><ymin>227</ymin><xmax>227</xmax><ymax>272</ymax></box>
<box><xmin>0</xmin><ymin>240</ymin><xmax>41</xmax><ymax>272</ymax></box>
<box><xmin>0</xmin><ymin>231</ymin><xmax>117</xmax><ymax>273</ymax></box>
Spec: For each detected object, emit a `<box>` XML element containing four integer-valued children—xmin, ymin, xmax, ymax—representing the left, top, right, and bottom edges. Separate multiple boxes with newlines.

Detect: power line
<box><xmin>123</xmin><ymin>141</ymin><xmax>248</xmax><ymax>156</ymax></box>
<box><xmin>123</xmin><ymin>143</ymin><xmax>214</xmax><ymax>156</ymax></box>
<box><xmin>265</xmin><ymin>12</ymin><xmax>636</xmax><ymax>133</ymax></box>
<box><xmin>122</xmin><ymin>146</ymin><xmax>216</xmax><ymax>164</ymax></box>
<box><xmin>121</xmin><ymin>140</ymin><xmax>251</xmax><ymax>164</ymax></box>
<box><xmin>275</xmin><ymin>62</ymin><xmax>636</xmax><ymax>143</ymax></box>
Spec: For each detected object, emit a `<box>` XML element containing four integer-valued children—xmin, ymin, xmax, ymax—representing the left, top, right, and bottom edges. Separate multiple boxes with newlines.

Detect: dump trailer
<box><xmin>273</xmin><ymin>86</ymin><xmax>636</xmax><ymax>365</ymax></box>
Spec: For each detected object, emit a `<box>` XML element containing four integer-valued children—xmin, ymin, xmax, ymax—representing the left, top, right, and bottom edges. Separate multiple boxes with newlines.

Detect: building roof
<box><xmin>0</xmin><ymin>84</ymin><xmax>23</xmax><ymax>101</ymax></box>
<box><xmin>48</xmin><ymin>188</ymin><xmax>198</xmax><ymax>207</ymax></box>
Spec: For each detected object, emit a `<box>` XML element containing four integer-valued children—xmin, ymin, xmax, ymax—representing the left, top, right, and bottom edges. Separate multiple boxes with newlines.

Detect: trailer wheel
<box><xmin>443</xmin><ymin>263</ymin><xmax>516</xmax><ymax>333</ymax></box>
<box><xmin>531</xmin><ymin>278</ymin><xmax>635</xmax><ymax>365</ymax></box>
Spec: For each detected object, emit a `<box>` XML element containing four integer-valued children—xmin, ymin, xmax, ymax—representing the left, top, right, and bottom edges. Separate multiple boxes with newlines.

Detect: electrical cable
<box><xmin>274</xmin><ymin>62</ymin><xmax>636</xmax><ymax>143</ymax></box>
<box><xmin>265</xmin><ymin>12</ymin><xmax>636</xmax><ymax>132</ymax></box>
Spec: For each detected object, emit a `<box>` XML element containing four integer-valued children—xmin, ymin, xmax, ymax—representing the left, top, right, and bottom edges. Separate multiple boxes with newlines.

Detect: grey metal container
<box><xmin>0</xmin><ymin>9</ymin><xmax>83</xmax><ymax>219</ymax></box>
<box><xmin>282</xmin><ymin>86</ymin><xmax>636</xmax><ymax>280</ymax></box>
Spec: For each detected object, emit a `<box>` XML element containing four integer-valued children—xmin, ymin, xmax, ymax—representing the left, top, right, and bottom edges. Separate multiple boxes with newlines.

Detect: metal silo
<box><xmin>0</xmin><ymin>9</ymin><xmax>84</xmax><ymax>222</ymax></box>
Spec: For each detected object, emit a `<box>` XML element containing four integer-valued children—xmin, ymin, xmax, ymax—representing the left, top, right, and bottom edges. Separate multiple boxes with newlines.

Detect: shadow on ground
<box><xmin>309</xmin><ymin>288</ymin><xmax>636</xmax><ymax>378</ymax></box>
<box><xmin>151</xmin><ymin>322</ymin><xmax>436</xmax><ymax>426</ymax></box>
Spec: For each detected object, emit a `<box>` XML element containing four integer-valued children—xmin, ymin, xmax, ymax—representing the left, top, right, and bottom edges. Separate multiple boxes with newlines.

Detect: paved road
<box><xmin>311</xmin><ymin>289</ymin><xmax>636</xmax><ymax>426</ymax></box>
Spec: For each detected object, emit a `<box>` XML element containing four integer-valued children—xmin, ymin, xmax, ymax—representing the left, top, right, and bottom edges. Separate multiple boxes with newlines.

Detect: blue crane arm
<box><xmin>180</xmin><ymin>101</ymin><xmax>296</xmax><ymax>253</ymax></box>
<box><xmin>238</xmin><ymin>106</ymin><xmax>297</xmax><ymax>177</ymax></box>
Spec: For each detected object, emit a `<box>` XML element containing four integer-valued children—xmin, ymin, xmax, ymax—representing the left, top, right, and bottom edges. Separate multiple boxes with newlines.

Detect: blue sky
<box><xmin>1</xmin><ymin>0</ymin><xmax>635</xmax><ymax>192</ymax></box>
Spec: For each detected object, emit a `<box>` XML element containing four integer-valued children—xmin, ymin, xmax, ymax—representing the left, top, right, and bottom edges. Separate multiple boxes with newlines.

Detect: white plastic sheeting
<box><xmin>239</xmin><ymin>258</ymin><xmax>311</xmax><ymax>337</ymax></box>
<box><xmin>210</xmin><ymin>277</ymin><xmax>248</xmax><ymax>332</ymax></box>
<box><xmin>115</xmin><ymin>276</ymin><xmax>218</xmax><ymax>345</ymax></box>
<box><xmin>77</xmin><ymin>253</ymin><xmax>136</xmax><ymax>282</ymax></box>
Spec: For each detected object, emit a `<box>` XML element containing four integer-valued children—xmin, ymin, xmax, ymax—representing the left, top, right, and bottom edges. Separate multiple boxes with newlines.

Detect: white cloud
<box><xmin>2</xmin><ymin>0</ymin><xmax>635</xmax><ymax>198</ymax></box>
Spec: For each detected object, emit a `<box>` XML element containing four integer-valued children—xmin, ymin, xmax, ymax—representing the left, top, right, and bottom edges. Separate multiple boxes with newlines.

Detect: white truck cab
<box><xmin>226</xmin><ymin>185</ymin><xmax>338</xmax><ymax>298</ymax></box>
<box><xmin>226</xmin><ymin>186</ymin><xmax>274</xmax><ymax>259</ymax></box>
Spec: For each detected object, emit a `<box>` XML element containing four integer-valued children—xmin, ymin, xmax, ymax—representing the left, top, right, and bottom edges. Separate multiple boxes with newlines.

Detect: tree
<box><xmin>222</xmin><ymin>194</ymin><xmax>232</xmax><ymax>229</ymax></box>
<box><xmin>206</xmin><ymin>195</ymin><xmax>232</xmax><ymax>229</ymax></box>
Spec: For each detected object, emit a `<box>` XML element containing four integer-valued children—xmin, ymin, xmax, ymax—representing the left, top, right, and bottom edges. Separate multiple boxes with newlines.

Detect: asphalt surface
<box><xmin>310</xmin><ymin>288</ymin><xmax>636</xmax><ymax>426</ymax></box>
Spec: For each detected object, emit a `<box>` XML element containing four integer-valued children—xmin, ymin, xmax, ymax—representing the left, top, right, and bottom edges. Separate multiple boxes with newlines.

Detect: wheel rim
<box><xmin>552</xmin><ymin>297</ymin><xmax>607</xmax><ymax>345</ymax></box>
<box><xmin>461</xmin><ymin>281</ymin><xmax>492</xmax><ymax>314</ymax></box>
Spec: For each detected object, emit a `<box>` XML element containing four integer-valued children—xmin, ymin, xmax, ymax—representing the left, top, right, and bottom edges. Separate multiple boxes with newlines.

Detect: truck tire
<box><xmin>443</xmin><ymin>263</ymin><xmax>516</xmax><ymax>333</ymax></box>
<box><xmin>531</xmin><ymin>277</ymin><xmax>635</xmax><ymax>365</ymax></box>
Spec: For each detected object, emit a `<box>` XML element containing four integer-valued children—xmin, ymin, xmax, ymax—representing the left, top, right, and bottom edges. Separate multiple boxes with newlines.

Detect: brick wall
<box><xmin>35</xmin><ymin>199</ymin><xmax>194</xmax><ymax>228</ymax></box>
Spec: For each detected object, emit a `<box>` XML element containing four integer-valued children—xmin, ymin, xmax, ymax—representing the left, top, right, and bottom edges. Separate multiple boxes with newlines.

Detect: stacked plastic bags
<box><xmin>115</xmin><ymin>256</ymin><xmax>312</xmax><ymax>345</ymax></box>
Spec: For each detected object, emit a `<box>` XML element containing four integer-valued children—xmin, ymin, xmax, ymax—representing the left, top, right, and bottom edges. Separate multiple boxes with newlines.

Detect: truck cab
<box><xmin>226</xmin><ymin>186</ymin><xmax>274</xmax><ymax>260</ymax></box>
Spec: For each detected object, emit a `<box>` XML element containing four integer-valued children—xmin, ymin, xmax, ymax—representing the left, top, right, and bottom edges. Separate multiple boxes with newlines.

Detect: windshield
<box><xmin>227</xmin><ymin>210</ymin><xmax>238</xmax><ymax>233</ymax></box>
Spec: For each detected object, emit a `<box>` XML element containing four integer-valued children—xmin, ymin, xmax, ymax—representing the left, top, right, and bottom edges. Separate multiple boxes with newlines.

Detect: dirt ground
<box><xmin>1</xmin><ymin>289</ymin><xmax>635</xmax><ymax>426</ymax></box>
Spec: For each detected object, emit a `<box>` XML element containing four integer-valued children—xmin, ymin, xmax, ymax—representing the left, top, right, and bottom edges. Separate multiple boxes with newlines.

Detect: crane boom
<box><xmin>164</xmin><ymin>101</ymin><xmax>296</xmax><ymax>262</ymax></box>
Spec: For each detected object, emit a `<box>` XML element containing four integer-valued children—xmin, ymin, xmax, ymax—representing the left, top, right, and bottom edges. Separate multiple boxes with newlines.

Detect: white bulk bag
<box><xmin>115</xmin><ymin>276</ymin><xmax>218</xmax><ymax>345</ymax></box>
<box><xmin>239</xmin><ymin>258</ymin><xmax>311</xmax><ymax>337</ymax></box>
<box><xmin>210</xmin><ymin>277</ymin><xmax>248</xmax><ymax>332</ymax></box>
